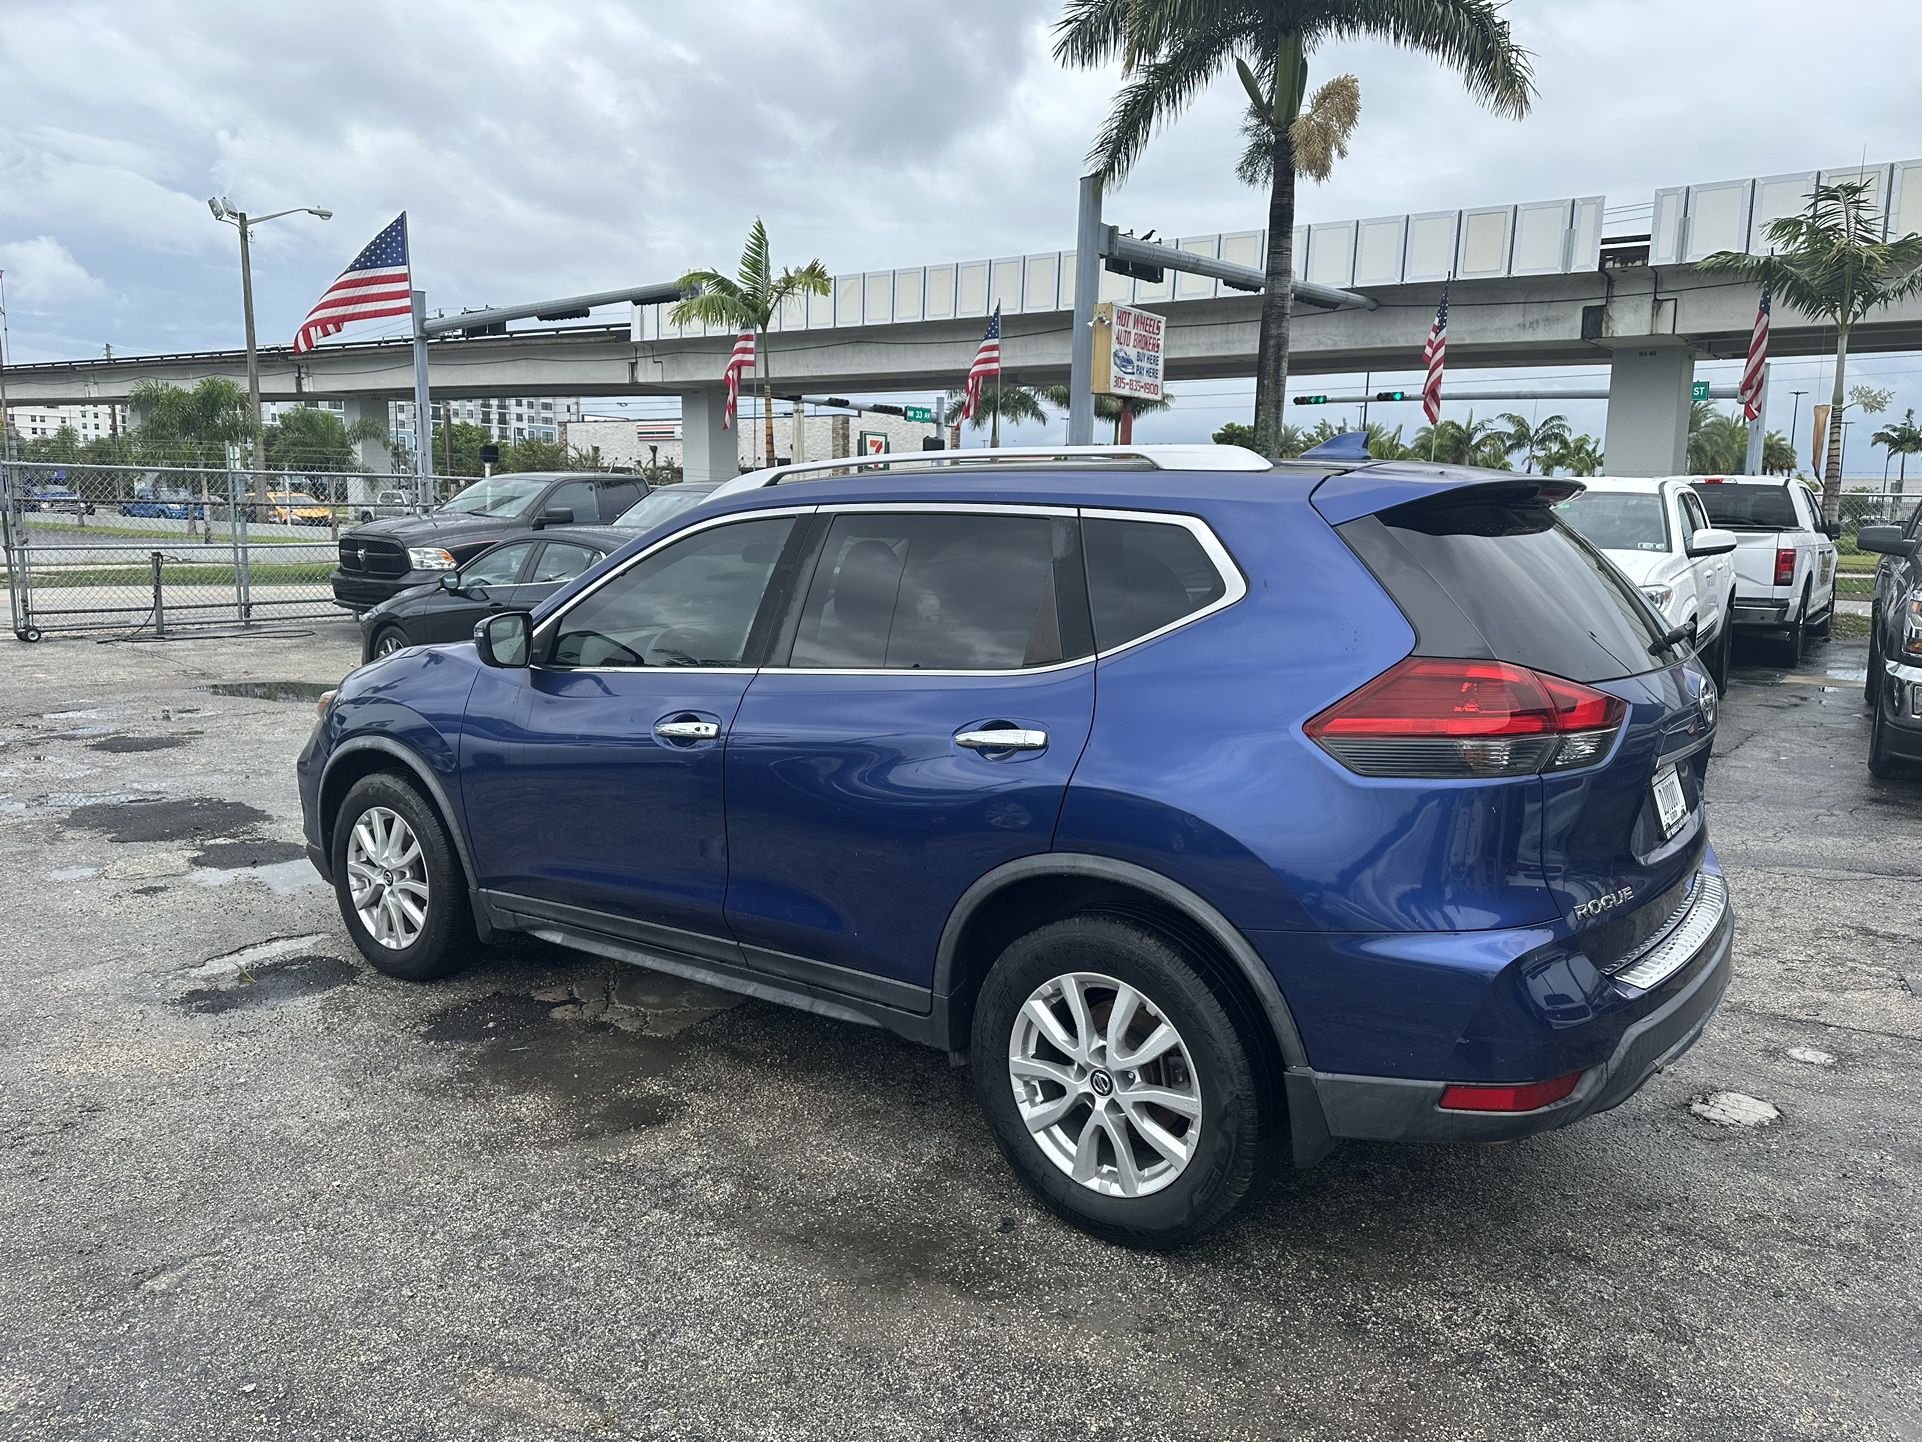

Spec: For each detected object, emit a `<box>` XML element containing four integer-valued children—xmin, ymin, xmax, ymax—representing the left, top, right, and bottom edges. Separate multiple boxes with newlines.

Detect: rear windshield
<box><xmin>1342</xmin><ymin>487</ymin><xmax>1684</xmax><ymax>683</ymax></box>
<box><xmin>1690</xmin><ymin>482</ymin><xmax>1798</xmax><ymax>530</ymax></box>
<box><xmin>1552</xmin><ymin>491</ymin><xmax>1669</xmax><ymax>553</ymax></box>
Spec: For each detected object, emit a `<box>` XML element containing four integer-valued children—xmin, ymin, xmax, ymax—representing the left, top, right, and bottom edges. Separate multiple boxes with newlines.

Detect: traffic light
<box><xmin>1292</xmin><ymin>394</ymin><xmax>1330</xmax><ymax>406</ymax></box>
<box><xmin>1103</xmin><ymin>256</ymin><xmax>1165</xmax><ymax>284</ymax></box>
<box><xmin>1373</xmin><ymin>390</ymin><xmax>1409</xmax><ymax>402</ymax></box>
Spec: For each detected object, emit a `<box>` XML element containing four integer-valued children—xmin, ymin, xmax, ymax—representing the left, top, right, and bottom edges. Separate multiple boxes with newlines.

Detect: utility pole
<box><xmin>1789</xmin><ymin>389</ymin><xmax>1808</xmax><ymax>461</ymax></box>
<box><xmin>208</xmin><ymin>198</ymin><xmax>331</xmax><ymax>460</ymax></box>
<box><xmin>0</xmin><ymin>268</ymin><xmax>13</xmax><ymax>467</ymax></box>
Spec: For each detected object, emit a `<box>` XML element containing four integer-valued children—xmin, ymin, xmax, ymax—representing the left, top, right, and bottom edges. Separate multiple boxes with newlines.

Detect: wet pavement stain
<box><xmin>418</xmin><ymin>992</ymin><xmax>687</xmax><ymax>1140</ymax></box>
<box><xmin>88</xmin><ymin>735</ymin><xmax>197</xmax><ymax>754</ymax></box>
<box><xmin>66</xmin><ymin>797</ymin><xmax>271</xmax><ymax>845</ymax></box>
<box><xmin>206</xmin><ymin>681</ymin><xmax>333</xmax><ymax>703</ymax></box>
<box><xmin>191</xmin><ymin>838</ymin><xmax>308</xmax><ymax>870</ymax></box>
<box><xmin>176</xmin><ymin>954</ymin><xmax>357</xmax><ymax>1014</ymax></box>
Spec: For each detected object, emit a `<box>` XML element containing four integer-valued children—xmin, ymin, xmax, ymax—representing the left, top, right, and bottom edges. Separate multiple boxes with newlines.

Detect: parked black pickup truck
<box><xmin>330</xmin><ymin>472</ymin><xmax>645</xmax><ymax>610</ymax></box>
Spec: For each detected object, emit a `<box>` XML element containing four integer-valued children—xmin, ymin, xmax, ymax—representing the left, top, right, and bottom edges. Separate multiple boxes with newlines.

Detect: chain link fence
<box><xmin>1</xmin><ymin>459</ymin><xmax>466</xmax><ymax>640</ymax></box>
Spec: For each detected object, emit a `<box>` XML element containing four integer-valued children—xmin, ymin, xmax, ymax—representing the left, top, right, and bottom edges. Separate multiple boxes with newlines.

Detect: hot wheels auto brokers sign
<box><xmin>1092</xmin><ymin>302</ymin><xmax>1164</xmax><ymax>402</ymax></box>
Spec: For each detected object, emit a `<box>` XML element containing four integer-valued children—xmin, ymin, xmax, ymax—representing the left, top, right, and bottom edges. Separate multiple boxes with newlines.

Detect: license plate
<box><xmin>1652</xmin><ymin>764</ymin><xmax>1688</xmax><ymax>838</ymax></box>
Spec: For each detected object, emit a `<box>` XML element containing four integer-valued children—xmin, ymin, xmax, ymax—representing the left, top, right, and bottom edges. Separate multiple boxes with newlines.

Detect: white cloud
<box><xmin>0</xmin><ymin>236</ymin><xmax>107</xmax><ymax>307</ymax></box>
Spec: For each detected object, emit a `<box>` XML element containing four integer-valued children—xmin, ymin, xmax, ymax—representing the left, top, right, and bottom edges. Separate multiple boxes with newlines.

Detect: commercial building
<box><xmin>562</xmin><ymin>408</ymin><xmax>946</xmax><ymax>472</ymax></box>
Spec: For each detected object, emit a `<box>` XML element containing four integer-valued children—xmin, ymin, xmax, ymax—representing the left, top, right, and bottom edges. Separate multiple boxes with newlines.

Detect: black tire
<box><xmin>370</xmin><ymin>623</ymin><xmax>411</xmax><ymax>661</ymax></box>
<box><xmin>1868</xmin><ymin>687</ymin><xmax>1920</xmax><ymax>780</ymax></box>
<box><xmin>970</xmin><ymin>915</ymin><xmax>1277</xmax><ymax>1250</ymax></box>
<box><xmin>1707</xmin><ymin>618</ymin><xmax>1732</xmax><ymax>695</ymax></box>
<box><xmin>330</xmin><ymin>772</ymin><xmax>477</xmax><ymax>981</ymax></box>
<box><xmin>1866</xmin><ymin>631</ymin><xmax>1882</xmax><ymax>706</ymax></box>
<box><xmin>1781</xmin><ymin>583</ymin><xmax>1810</xmax><ymax>668</ymax></box>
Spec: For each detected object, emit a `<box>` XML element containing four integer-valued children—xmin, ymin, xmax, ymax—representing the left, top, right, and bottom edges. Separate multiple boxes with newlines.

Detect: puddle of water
<box><xmin>190</xmin><ymin>858</ymin><xmax>322</xmax><ymax>895</ymax></box>
<box><xmin>418</xmin><ymin>993</ymin><xmax>686</xmax><ymax>1139</ymax></box>
<box><xmin>49</xmin><ymin>866</ymin><xmax>101</xmax><ymax>882</ymax></box>
<box><xmin>206</xmin><ymin>681</ymin><xmax>332</xmax><ymax>703</ymax></box>
<box><xmin>191</xmin><ymin>839</ymin><xmax>308</xmax><ymax>870</ymax></box>
<box><xmin>177</xmin><ymin>953</ymin><xmax>357</xmax><ymax>1014</ymax></box>
<box><xmin>65</xmin><ymin>797</ymin><xmax>269</xmax><ymax>844</ymax></box>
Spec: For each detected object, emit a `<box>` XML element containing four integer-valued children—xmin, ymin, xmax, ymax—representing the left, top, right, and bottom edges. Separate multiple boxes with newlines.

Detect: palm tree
<box><xmin>1544</xmin><ymin>433</ymin><xmax>1603</xmax><ymax>476</ymax></box>
<box><xmin>1496</xmin><ymin>411</ymin><xmax>1570</xmax><ymax>471</ymax></box>
<box><xmin>672</xmin><ymin>218</ymin><xmax>832</xmax><ymax>467</ymax></box>
<box><xmin>1688</xmin><ymin>407</ymin><xmax>1751</xmax><ymax>476</ymax></box>
<box><xmin>128</xmin><ymin>377</ymin><xmax>256</xmax><ymax>465</ymax></box>
<box><xmin>1699</xmin><ymin>179</ymin><xmax>1922</xmax><ymax>521</ymax></box>
<box><xmin>1761</xmin><ymin>430</ymin><xmax>1798</xmax><ymax>477</ymax></box>
<box><xmin>1412</xmin><ymin>411</ymin><xmax>1510</xmax><ymax>467</ymax></box>
<box><xmin>1213</xmin><ymin>421</ymin><xmax>1256</xmax><ymax>447</ymax></box>
<box><xmin>1053</xmin><ymin>1</ymin><xmax>1533</xmax><ymax>461</ymax></box>
<box><xmin>1872</xmin><ymin>408</ymin><xmax>1922</xmax><ymax>497</ymax></box>
<box><xmin>261</xmin><ymin>405</ymin><xmax>391</xmax><ymax>473</ymax></box>
<box><xmin>945</xmin><ymin>383</ymin><xmax>1053</xmax><ymax>440</ymax></box>
<box><xmin>1037</xmin><ymin>384</ymin><xmax>1174</xmax><ymax>441</ymax></box>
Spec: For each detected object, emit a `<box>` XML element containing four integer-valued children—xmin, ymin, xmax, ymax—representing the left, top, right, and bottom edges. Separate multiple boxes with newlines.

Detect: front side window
<box><xmin>531</xmin><ymin>541</ymin><xmax>602</xmax><ymax>584</ymax></box>
<box><xmin>788</xmin><ymin>512</ymin><xmax>1070</xmax><ymax>671</ymax></box>
<box><xmin>1680</xmin><ymin>491</ymin><xmax>1711</xmax><ymax>538</ymax></box>
<box><xmin>460</xmin><ymin>542</ymin><xmax>533</xmax><ymax>588</ymax></box>
<box><xmin>1083</xmin><ymin>516</ymin><xmax>1228</xmax><ymax>651</ymax></box>
<box><xmin>549</xmin><ymin>516</ymin><xmax>795</xmax><ymax>668</ymax></box>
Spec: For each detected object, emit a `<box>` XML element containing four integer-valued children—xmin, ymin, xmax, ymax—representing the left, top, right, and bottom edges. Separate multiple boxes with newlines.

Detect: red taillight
<box><xmin>1305</xmin><ymin>657</ymin><xmax>1628</xmax><ymax>777</ymax></box>
<box><xmin>1438</xmin><ymin>1071</ymin><xmax>1583</xmax><ymax>1113</ymax></box>
<box><xmin>1774</xmin><ymin>547</ymin><xmax>1796</xmax><ymax>587</ymax></box>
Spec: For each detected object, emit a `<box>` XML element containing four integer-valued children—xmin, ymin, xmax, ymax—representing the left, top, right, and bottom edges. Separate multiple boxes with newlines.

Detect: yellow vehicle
<box><xmin>244</xmin><ymin>491</ymin><xmax>333</xmax><ymax>526</ymax></box>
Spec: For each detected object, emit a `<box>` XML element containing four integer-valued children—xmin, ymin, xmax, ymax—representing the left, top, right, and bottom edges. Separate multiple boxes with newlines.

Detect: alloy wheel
<box><xmin>345</xmin><ymin>805</ymin><xmax>430</xmax><ymax>949</ymax></box>
<box><xmin>376</xmin><ymin>630</ymin><xmax>407</xmax><ymax>657</ymax></box>
<box><xmin>1008</xmin><ymin>970</ymin><xmax>1203</xmax><ymax>1198</ymax></box>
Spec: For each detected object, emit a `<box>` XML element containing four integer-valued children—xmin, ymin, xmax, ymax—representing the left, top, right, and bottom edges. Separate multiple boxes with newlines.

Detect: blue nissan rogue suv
<box><xmin>299</xmin><ymin>444</ymin><xmax>1734</xmax><ymax>1247</ymax></box>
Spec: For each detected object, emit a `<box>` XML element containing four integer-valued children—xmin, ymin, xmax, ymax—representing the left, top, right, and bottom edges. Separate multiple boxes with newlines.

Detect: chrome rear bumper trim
<box><xmin>1611</xmin><ymin>871</ymin><xmax>1728</xmax><ymax>992</ymax></box>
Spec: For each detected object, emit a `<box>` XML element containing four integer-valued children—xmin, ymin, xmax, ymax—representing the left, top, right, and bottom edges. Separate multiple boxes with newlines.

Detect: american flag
<box><xmin>1738</xmin><ymin>283</ymin><xmax>1771</xmax><ymax>422</ymax></box>
<box><xmin>293</xmin><ymin>214</ymin><xmax>412</xmax><ymax>354</ymax></box>
<box><xmin>721</xmin><ymin>330</ymin><xmax>755</xmax><ymax>429</ymax></box>
<box><xmin>960</xmin><ymin>306</ymin><xmax>1002</xmax><ymax>421</ymax></box>
<box><xmin>1421</xmin><ymin>282</ymin><xmax>1449</xmax><ymax>425</ymax></box>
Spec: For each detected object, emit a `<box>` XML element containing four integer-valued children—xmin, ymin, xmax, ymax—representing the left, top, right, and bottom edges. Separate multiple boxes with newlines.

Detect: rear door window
<box><xmin>1342</xmin><ymin>486</ymin><xmax>1685</xmax><ymax>683</ymax></box>
<box><xmin>786</xmin><ymin>512</ymin><xmax>1079</xmax><ymax>670</ymax></box>
<box><xmin>1083</xmin><ymin>516</ymin><xmax>1229</xmax><ymax>650</ymax></box>
<box><xmin>530</xmin><ymin>541</ymin><xmax>603</xmax><ymax>584</ymax></box>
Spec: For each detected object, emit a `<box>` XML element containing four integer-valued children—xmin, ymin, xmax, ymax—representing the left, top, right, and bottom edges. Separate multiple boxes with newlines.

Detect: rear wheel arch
<box><xmin>934</xmin><ymin>854</ymin><xmax>1310</xmax><ymax>1076</ymax></box>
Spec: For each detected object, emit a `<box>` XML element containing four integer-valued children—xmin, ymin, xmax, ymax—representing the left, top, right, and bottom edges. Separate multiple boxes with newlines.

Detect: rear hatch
<box><xmin>1691</xmin><ymin>481</ymin><xmax>1797</xmax><ymax>597</ymax></box>
<box><xmin>1314</xmin><ymin>468</ymin><xmax>1713</xmax><ymax>939</ymax></box>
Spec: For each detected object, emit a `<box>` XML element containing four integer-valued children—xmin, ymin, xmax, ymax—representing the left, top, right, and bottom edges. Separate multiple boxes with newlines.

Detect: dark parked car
<box><xmin>1857</xmin><ymin>500</ymin><xmax>1922</xmax><ymax>776</ymax></box>
<box><xmin>300</xmin><ymin>445</ymin><xmax>1732</xmax><ymax>1248</ymax></box>
<box><xmin>331</xmin><ymin>472</ymin><xmax>645</xmax><ymax>610</ymax></box>
<box><xmin>356</xmin><ymin>528</ymin><xmax>612</xmax><ymax>662</ymax></box>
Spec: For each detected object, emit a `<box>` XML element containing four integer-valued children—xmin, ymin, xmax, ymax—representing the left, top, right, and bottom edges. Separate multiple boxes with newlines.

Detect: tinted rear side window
<box><xmin>1342</xmin><ymin>489</ymin><xmax>1684</xmax><ymax>683</ymax></box>
<box><xmin>1690</xmin><ymin>482</ymin><xmax>1798</xmax><ymax>530</ymax></box>
<box><xmin>1084</xmin><ymin>517</ymin><xmax>1228</xmax><ymax>650</ymax></box>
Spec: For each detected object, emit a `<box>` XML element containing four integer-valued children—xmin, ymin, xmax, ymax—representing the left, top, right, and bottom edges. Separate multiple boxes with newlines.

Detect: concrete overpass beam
<box><xmin>341</xmin><ymin>396</ymin><xmax>392</xmax><ymax>475</ymax></box>
<box><xmin>681</xmin><ymin>387</ymin><xmax>735</xmax><ymax>484</ymax></box>
<box><xmin>1603</xmin><ymin>346</ymin><xmax>1693</xmax><ymax>476</ymax></box>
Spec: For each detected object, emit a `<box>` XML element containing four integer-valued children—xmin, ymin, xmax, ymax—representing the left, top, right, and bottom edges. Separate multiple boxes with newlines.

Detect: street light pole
<box><xmin>208</xmin><ymin>198</ymin><xmax>332</xmax><ymax>462</ymax></box>
<box><xmin>1789</xmin><ymin>388</ymin><xmax>1808</xmax><ymax>462</ymax></box>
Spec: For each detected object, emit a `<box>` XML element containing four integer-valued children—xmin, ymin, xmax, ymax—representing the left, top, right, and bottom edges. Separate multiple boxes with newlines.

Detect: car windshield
<box><xmin>613</xmin><ymin>484</ymin><xmax>720</xmax><ymax>530</ymax></box>
<box><xmin>438</xmin><ymin>477</ymin><xmax>546</xmax><ymax>518</ymax></box>
<box><xmin>1690</xmin><ymin>482</ymin><xmax>1799</xmax><ymax>530</ymax></box>
<box><xmin>1553</xmin><ymin>491</ymin><xmax>1670</xmax><ymax>553</ymax></box>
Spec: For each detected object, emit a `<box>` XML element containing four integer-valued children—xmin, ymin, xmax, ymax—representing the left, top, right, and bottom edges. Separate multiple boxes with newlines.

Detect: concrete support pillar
<box><xmin>1603</xmin><ymin>346</ymin><xmax>1694</xmax><ymax>476</ymax></box>
<box><xmin>341</xmin><ymin>396</ymin><xmax>392</xmax><ymax>475</ymax></box>
<box><xmin>681</xmin><ymin>387</ymin><xmax>735</xmax><ymax>483</ymax></box>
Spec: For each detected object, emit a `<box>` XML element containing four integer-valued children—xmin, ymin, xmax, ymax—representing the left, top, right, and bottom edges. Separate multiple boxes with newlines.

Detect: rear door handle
<box><xmin>955</xmin><ymin>727</ymin><xmax>1048</xmax><ymax>752</ymax></box>
<box><xmin>655</xmin><ymin>720</ymin><xmax>720</xmax><ymax>741</ymax></box>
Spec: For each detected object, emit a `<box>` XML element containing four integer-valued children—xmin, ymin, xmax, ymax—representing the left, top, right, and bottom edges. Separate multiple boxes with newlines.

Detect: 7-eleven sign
<box><xmin>860</xmin><ymin>431</ymin><xmax>889</xmax><ymax>456</ymax></box>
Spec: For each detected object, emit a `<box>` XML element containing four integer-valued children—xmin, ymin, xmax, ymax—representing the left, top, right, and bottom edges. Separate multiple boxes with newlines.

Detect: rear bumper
<box><xmin>1729</xmin><ymin>597</ymin><xmax>1792</xmax><ymax>628</ymax></box>
<box><xmin>1288</xmin><ymin>873</ymin><xmax>1734</xmax><ymax>1146</ymax></box>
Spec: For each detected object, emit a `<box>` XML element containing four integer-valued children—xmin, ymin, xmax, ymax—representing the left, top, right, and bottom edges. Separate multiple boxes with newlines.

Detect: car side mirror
<box><xmin>1856</xmin><ymin>524</ymin><xmax>1913</xmax><ymax>557</ymax></box>
<box><xmin>475</xmin><ymin>611</ymin><xmax>531</xmax><ymax>668</ymax></box>
<box><xmin>535</xmin><ymin>506</ymin><xmax>574</xmax><ymax>529</ymax></box>
<box><xmin>1685</xmin><ymin>527</ymin><xmax>1739</xmax><ymax>558</ymax></box>
<box><xmin>438</xmin><ymin>572</ymin><xmax>462</xmax><ymax>593</ymax></box>
<box><xmin>1821</xmin><ymin>520</ymin><xmax>1842</xmax><ymax>540</ymax></box>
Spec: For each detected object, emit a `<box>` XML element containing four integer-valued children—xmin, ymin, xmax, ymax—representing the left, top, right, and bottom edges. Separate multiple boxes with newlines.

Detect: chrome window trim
<box><xmin>535</xmin><ymin>500</ymin><xmax>1245</xmax><ymax>679</ymax></box>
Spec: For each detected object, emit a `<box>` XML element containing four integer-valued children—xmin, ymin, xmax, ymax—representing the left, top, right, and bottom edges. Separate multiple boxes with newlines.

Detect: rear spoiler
<box><xmin>1311</xmin><ymin>464</ymin><xmax>1585</xmax><ymax>526</ymax></box>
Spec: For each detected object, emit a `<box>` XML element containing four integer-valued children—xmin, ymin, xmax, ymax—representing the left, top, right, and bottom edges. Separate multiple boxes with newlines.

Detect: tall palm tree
<box><xmin>1761</xmin><ymin>430</ymin><xmax>1797</xmax><ymax>476</ymax></box>
<box><xmin>1699</xmin><ymin>180</ymin><xmax>1922</xmax><ymax>521</ymax></box>
<box><xmin>1544</xmin><ymin>433</ymin><xmax>1603</xmax><ymax>477</ymax></box>
<box><xmin>1872</xmin><ymin>408</ymin><xmax>1922</xmax><ymax>497</ymax></box>
<box><xmin>1496</xmin><ymin>411</ymin><xmax>1570</xmax><ymax>471</ymax></box>
<box><xmin>1037</xmin><ymin>384</ymin><xmax>1174</xmax><ymax>441</ymax></box>
<box><xmin>1688</xmin><ymin>407</ymin><xmax>1753</xmax><ymax>475</ymax></box>
<box><xmin>672</xmin><ymin>218</ymin><xmax>832</xmax><ymax>467</ymax></box>
<box><xmin>945</xmin><ymin>383</ymin><xmax>1053</xmax><ymax>440</ymax></box>
<box><xmin>128</xmin><ymin>377</ymin><xmax>256</xmax><ymax>465</ymax></box>
<box><xmin>1053</xmin><ymin>1</ymin><xmax>1533</xmax><ymax>461</ymax></box>
<box><xmin>1412</xmin><ymin>410</ymin><xmax>1510</xmax><ymax>467</ymax></box>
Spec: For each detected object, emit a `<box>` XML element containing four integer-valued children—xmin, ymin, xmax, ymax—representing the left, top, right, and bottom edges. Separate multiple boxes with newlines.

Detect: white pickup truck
<box><xmin>1686</xmin><ymin>476</ymin><xmax>1839</xmax><ymax>665</ymax></box>
<box><xmin>1553</xmin><ymin>476</ymin><xmax>1740</xmax><ymax>690</ymax></box>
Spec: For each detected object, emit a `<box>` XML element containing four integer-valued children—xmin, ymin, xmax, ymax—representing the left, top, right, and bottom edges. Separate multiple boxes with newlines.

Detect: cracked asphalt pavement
<box><xmin>1</xmin><ymin>621</ymin><xmax>1918</xmax><ymax>1440</ymax></box>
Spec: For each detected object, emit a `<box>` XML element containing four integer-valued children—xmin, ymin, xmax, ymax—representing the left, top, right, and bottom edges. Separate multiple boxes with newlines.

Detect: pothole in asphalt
<box><xmin>191</xmin><ymin>839</ymin><xmax>308</xmax><ymax>869</ymax></box>
<box><xmin>1786</xmin><ymin>1047</ymin><xmax>1836</xmax><ymax>1066</ymax></box>
<box><xmin>1690</xmin><ymin>1091</ymin><xmax>1782</xmax><ymax>1127</ymax></box>
<box><xmin>88</xmin><ymin>735</ymin><xmax>197</xmax><ymax>754</ymax></box>
<box><xmin>65</xmin><ymin>797</ymin><xmax>271</xmax><ymax>845</ymax></box>
<box><xmin>418</xmin><ymin>992</ymin><xmax>688</xmax><ymax>1139</ymax></box>
<box><xmin>176</xmin><ymin>953</ymin><xmax>357</xmax><ymax>1014</ymax></box>
<box><xmin>184</xmin><ymin>934</ymin><xmax>331</xmax><ymax>980</ymax></box>
<box><xmin>205</xmin><ymin>681</ymin><xmax>332</xmax><ymax>703</ymax></box>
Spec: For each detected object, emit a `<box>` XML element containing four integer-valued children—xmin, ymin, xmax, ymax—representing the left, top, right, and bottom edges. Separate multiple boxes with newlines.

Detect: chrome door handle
<box><xmin>655</xmin><ymin>720</ymin><xmax>719</xmax><ymax>741</ymax></box>
<box><xmin>955</xmin><ymin>727</ymin><xmax>1048</xmax><ymax>752</ymax></box>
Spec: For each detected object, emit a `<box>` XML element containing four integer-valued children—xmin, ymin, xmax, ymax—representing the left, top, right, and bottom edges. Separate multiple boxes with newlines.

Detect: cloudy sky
<box><xmin>4</xmin><ymin>0</ymin><xmax>1921</xmax><ymax>458</ymax></box>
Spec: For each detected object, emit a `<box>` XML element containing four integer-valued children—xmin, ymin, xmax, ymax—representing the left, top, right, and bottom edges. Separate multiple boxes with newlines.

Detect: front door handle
<box><xmin>955</xmin><ymin>727</ymin><xmax>1048</xmax><ymax>752</ymax></box>
<box><xmin>655</xmin><ymin>720</ymin><xmax>720</xmax><ymax>741</ymax></box>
